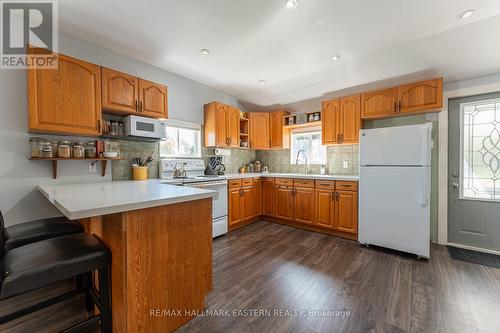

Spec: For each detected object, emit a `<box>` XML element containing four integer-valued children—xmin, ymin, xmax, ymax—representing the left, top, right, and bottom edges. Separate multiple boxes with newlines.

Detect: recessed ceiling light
<box><xmin>284</xmin><ymin>0</ymin><xmax>298</xmax><ymax>10</ymax></box>
<box><xmin>331</xmin><ymin>55</ymin><xmax>340</xmax><ymax>61</ymax></box>
<box><xmin>458</xmin><ymin>9</ymin><xmax>475</xmax><ymax>19</ymax></box>
<box><xmin>258</xmin><ymin>80</ymin><xmax>266</xmax><ymax>84</ymax></box>
<box><xmin>200</xmin><ymin>48</ymin><xmax>210</xmax><ymax>55</ymax></box>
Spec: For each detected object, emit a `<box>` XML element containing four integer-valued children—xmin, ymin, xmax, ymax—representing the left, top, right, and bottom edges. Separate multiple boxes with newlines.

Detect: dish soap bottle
<box><xmin>320</xmin><ymin>165</ymin><xmax>327</xmax><ymax>175</ymax></box>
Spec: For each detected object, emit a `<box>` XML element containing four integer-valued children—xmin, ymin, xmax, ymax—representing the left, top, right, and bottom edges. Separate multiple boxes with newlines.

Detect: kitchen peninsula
<box><xmin>37</xmin><ymin>180</ymin><xmax>216</xmax><ymax>333</ymax></box>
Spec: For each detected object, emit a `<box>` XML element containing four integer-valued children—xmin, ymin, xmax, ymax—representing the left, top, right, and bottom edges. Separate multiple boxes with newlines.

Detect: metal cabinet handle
<box><xmin>97</xmin><ymin>119</ymin><xmax>101</xmax><ymax>132</ymax></box>
<box><xmin>335</xmin><ymin>192</ymin><xmax>340</xmax><ymax>201</ymax></box>
<box><xmin>398</xmin><ymin>101</ymin><xmax>402</xmax><ymax>112</ymax></box>
<box><xmin>341</xmin><ymin>134</ymin><xmax>344</xmax><ymax>143</ymax></box>
<box><xmin>394</xmin><ymin>102</ymin><xmax>397</xmax><ymax>112</ymax></box>
<box><xmin>331</xmin><ymin>192</ymin><xmax>335</xmax><ymax>201</ymax></box>
<box><xmin>135</xmin><ymin>100</ymin><xmax>138</xmax><ymax>112</ymax></box>
<box><xmin>139</xmin><ymin>101</ymin><xmax>143</xmax><ymax>113</ymax></box>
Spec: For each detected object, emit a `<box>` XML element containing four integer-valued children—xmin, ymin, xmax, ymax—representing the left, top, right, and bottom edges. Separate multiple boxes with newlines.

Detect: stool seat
<box><xmin>0</xmin><ymin>233</ymin><xmax>109</xmax><ymax>300</ymax></box>
<box><xmin>3</xmin><ymin>216</ymin><xmax>83</xmax><ymax>251</ymax></box>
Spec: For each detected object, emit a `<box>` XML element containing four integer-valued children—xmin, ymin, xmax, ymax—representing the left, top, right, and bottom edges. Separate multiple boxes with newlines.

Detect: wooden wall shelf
<box><xmin>30</xmin><ymin>157</ymin><xmax>125</xmax><ymax>179</ymax></box>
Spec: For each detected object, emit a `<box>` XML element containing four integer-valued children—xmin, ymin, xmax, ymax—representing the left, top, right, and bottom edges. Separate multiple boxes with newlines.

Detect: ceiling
<box><xmin>58</xmin><ymin>0</ymin><xmax>500</xmax><ymax>111</ymax></box>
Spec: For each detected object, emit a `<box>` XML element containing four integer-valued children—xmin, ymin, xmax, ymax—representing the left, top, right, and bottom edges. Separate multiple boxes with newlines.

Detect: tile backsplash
<box><xmin>112</xmin><ymin>141</ymin><xmax>358</xmax><ymax>180</ymax></box>
<box><xmin>256</xmin><ymin>145</ymin><xmax>359</xmax><ymax>175</ymax></box>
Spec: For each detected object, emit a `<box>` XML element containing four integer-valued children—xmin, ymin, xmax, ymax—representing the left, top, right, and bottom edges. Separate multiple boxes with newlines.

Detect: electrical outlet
<box><xmin>343</xmin><ymin>160</ymin><xmax>349</xmax><ymax>169</ymax></box>
<box><xmin>89</xmin><ymin>161</ymin><xmax>97</xmax><ymax>173</ymax></box>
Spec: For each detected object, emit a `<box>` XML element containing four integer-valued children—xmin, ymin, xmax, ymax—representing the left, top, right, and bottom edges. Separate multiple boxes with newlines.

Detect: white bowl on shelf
<box><xmin>103</xmin><ymin>151</ymin><xmax>119</xmax><ymax>158</ymax></box>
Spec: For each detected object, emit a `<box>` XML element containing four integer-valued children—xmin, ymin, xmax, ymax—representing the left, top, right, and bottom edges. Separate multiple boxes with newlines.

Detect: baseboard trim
<box><xmin>446</xmin><ymin>242</ymin><xmax>500</xmax><ymax>256</ymax></box>
<box><xmin>228</xmin><ymin>217</ymin><xmax>260</xmax><ymax>232</ymax></box>
<box><xmin>262</xmin><ymin>216</ymin><xmax>358</xmax><ymax>241</ymax></box>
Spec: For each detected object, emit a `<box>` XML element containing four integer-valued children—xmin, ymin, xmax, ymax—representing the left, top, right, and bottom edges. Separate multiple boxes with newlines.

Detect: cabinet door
<box><xmin>322</xmin><ymin>99</ymin><xmax>340</xmax><ymax>145</ymax></box>
<box><xmin>340</xmin><ymin>95</ymin><xmax>361</xmax><ymax>144</ymax></box>
<box><xmin>270</xmin><ymin>111</ymin><xmax>289</xmax><ymax>149</ymax></box>
<box><xmin>398</xmin><ymin>78</ymin><xmax>443</xmax><ymax>114</ymax></box>
<box><xmin>249</xmin><ymin>112</ymin><xmax>270</xmax><ymax>149</ymax></box>
<box><xmin>335</xmin><ymin>191</ymin><xmax>358</xmax><ymax>234</ymax></box>
<box><xmin>275</xmin><ymin>186</ymin><xmax>293</xmax><ymax>221</ymax></box>
<box><xmin>316</xmin><ymin>189</ymin><xmax>335</xmax><ymax>229</ymax></box>
<box><xmin>228</xmin><ymin>188</ymin><xmax>242</xmax><ymax>225</ymax></box>
<box><xmin>227</xmin><ymin>106</ymin><xmax>240</xmax><ymax>148</ymax></box>
<box><xmin>361</xmin><ymin>88</ymin><xmax>398</xmax><ymax>119</ymax></box>
<box><xmin>240</xmin><ymin>186</ymin><xmax>254</xmax><ymax>221</ymax></box>
<box><xmin>27</xmin><ymin>52</ymin><xmax>102</xmax><ymax>136</ymax></box>
<box><xmin>101</xmin><ymin>67</ymin><xmax>138</xmax><ymax>115</ymax></box>
<box><xmin>293</xmin><ymin>187</ymin><xmax>315</xmax><ymax>225</ymax></box>
<box><xmin>263</xmin><ymin>178</ymin><xmax>276</xmax><ymax>216</ymax></box>
<box><xmin>253</xmin><ymin>178</ymin><xmax>262</xmax><ymax>216</ymax></box>
<box><xmin>138</xmin><ymin>79</ymin><xmax>168</xmax><ymax>118</ymax></box>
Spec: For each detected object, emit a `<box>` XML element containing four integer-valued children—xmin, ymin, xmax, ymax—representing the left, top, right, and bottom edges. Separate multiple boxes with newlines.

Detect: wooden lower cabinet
<box><xmin>262</xmin><ymin>178</ymin><xmax>276</xmax><ymax>216</ymax></box>
<box><xmin>230</xmin><ymin>178</ymin><xmax>358</xmax><ymax>239</ymax></box>
<box><xmin>335</xmin><ymin>190</ymin><xmax>358</xmax><ymax>234</ymax></box>
<box><xmin>293</xmin><ymin>187</ymin><xmax>315</xmax><ymax>224</ymax></box>
<box><xmin>316</xmin><ymin>189</ymin><xmax>335</xmax><ymax>229</ymax></box>
<box><xmin>275</xmin><ymin>186</ymin><xmax>293</xmax><ymax>221</ymax></box>
<box><xmin>228</xmin><ymin>187</ymin><xmax>242</xmax><ymax>226</ymax></box>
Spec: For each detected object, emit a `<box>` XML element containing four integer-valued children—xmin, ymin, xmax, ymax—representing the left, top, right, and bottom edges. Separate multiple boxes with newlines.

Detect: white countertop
<box><xmin>38</xmin><ymin>179</ymin><xmax>216</xmax><ymax>220</ymax></box>
<box><xmin>222</xmin><ymin>173</ymin><xmax>359</xmax><ymax>181</ymax></box>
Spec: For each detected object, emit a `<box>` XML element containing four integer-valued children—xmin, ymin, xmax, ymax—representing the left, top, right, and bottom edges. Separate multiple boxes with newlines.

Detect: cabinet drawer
<box><xmin>315</xmin><ymin>180</ymin><xmax>335</xmax><ymax>189</ymax></box>
<box><xmin>241</xmin><ymin>178</ymin><xmax>253</xmax><ymax>187</ymax></box>
<box><xmin>275</xmin><ymin>178</ymin><xmax>293</xmax><ymax>186</ymax></box>
<box><xmin>293</xmin><ymin>179</ymin><xmax>315</xmax><ymax>188</ymax></box>
<box><xmin>228</xmin><ymin>179</ymin><xmax>242</xmax><ymax>189</ymax></box>
<box><xmin>336</xmin><ymin>181</ymin><xmax>358</xmax><ymax>191</ymax></box>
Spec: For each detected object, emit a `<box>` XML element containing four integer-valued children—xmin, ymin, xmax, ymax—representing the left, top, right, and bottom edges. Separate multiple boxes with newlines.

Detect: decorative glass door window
<box><xmin>461</xmin><ymin>99</ymin><xmax>500</xmax><ymax>200</ymax></box>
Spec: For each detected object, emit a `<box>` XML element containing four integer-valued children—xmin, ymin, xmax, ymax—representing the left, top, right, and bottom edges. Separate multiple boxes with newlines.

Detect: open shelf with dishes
<box><xmin>239</xmin><ymin>117</ymin><xmax>250</xmax><ymax>149</ymax></box>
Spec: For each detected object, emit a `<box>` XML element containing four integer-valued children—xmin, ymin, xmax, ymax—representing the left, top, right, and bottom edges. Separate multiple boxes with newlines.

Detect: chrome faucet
<box><xmin>295</xmin><ymin>150</ymin><xmax>310</xmax><ymax>174</ymax></box>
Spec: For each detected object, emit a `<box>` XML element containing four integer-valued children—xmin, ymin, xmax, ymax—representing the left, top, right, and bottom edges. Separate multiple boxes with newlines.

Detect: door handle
<box><xmin>451</xmin><ymin>183</ymin><xmax>461</xmax><ymax>189</ymax></box>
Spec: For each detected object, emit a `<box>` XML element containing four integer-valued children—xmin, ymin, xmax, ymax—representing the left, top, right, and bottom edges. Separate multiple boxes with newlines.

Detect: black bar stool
<box><xmin>0</xmin><ymin>233</ymin><xmax>112</xmax><ymax>332</ymax></box>
<box><xmin>0</xmin><ymin>211</ymin><xmax>84</xmax><ymax>251</ymax></box>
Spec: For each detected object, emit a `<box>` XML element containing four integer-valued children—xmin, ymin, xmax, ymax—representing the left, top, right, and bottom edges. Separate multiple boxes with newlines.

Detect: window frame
<box><xmin>159</xmin><ymin>119</ymin><xmax>202</xmax><ymax>159</ymax></box>
<box><xmin>289</xmin><ymin>127</ymin><xmax>327</xmax><ymax>165</ymax></box>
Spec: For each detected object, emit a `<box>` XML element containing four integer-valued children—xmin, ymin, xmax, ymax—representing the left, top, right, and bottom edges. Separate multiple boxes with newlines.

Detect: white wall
<box><xmin>0</xmin><ymin>32</ymin><xmax>241</xmax><ymax>226</ymax></box>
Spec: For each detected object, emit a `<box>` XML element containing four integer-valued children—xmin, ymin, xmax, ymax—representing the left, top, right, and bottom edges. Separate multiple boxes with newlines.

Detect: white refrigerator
<box><xmin>359</xmin><ymin>123</ymin><xmax>432</xmax><ymax>258</ymax></box>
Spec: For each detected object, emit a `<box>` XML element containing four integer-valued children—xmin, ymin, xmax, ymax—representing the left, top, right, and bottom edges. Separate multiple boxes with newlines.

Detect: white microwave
<box><xmin>124</xmin><ymin>115</ymin><xmax>166</xmax><ymax>139</ymax></box>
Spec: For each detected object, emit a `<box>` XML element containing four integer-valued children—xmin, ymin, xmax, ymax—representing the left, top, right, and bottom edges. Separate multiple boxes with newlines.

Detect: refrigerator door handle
<box><xmin>421</xmin><ymin>125</ymin><xmax>431</xmax><ymax>165</ymax></box>
<box><xmin>420</xmin><ymin>167</ymin><xmax>430</xmax><ymax>206</ymax></box>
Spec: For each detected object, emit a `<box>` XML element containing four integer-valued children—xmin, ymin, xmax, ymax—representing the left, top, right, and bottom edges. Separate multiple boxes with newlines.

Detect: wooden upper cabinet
<box><xmin>361</xmin><ymin>87</ymin><xmax>399</xmax><ymax>119</ymax></box>
<box><xmin>340</xmin><ymin>95</ymin><xmax>361</xmax><ymax>144</ymax></box>
<box><xmin>101</xmin><ymin>68</ymin><xmax>138</xmax><ymax>115</ymax></box>
<box><xmin>204</xmin><ymin>102</ymin><xmax>241</xmax><ymax>148</ymax></box>
<box><xmin>270</xmin><ymin>110</ymin><xmax>290</xmax><ymax>149</ymax></box>
<box><xmin>227</xmin><ymin>106</ymin><xmax>240</xmax><ymax>148</ymax></box>
<box><xmin>316</xmin><ymin>189</ymin><xmax>334</xmax><ymax>229</ymax></box>
<box><xmin>398</xmin><ymin>78</ymin><xmax>443</xmax><ymax>114</ymax></box>
<box><xmin>293</xmin><ymin>186</ymin><xmax>315</xmax><ymax>225</ymax></box>
<box><xmin>249</xmin><ymin>112</ymin><xmax>270</xmax><ymax>149</ymax></box>
<box><xmin>27</xmin><ymin>51</ymin><xmax>102</xmax><ymax>136</ymax></box>
<box><xmin>335</xmin><ymin>190</ymin><xmax>358</xmax><ymax>234</ymax></box>
<box><xmin>361</xmin><ymin>78</ymin><xmax>443</xmax><ymax>119</ymax></box>
<box><xmin>322</xmin><ymin>99</ymin><xmax>340</xmax><ymax>145</ymax></box>
<box><xmin>139</xmin><ymin>79</ymin><xmax>168</xmax><ymax>118</ymax></box>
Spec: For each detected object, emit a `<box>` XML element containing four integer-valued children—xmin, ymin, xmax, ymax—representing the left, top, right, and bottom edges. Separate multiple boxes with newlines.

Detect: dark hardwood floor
<box><xmin>1</xmin><ymin>220</ymin><xmax>500</xmax><ymax>333</ymax></box>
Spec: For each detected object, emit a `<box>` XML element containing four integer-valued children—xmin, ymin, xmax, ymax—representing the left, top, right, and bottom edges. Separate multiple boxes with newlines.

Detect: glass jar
<box><xmin>50</xmin><ymin>140</ymin><xmax>59</xmax><ymax>158</ymax></box>
<box><xmin>72</xmin><ymin>142</ymin><xmax>85</xmax><ymax>158</ymax></box>
<box><xmin>58</xmin><ymin>141</ymin><xmax>72</xmax><ymax>158</ymax></box>
<box><xmin>40</xmin><ymin>142</ymin><xmax>54</xmax><ymax>158</ymax></box>
<box><xmin>29</xmin><ymin>137</ymin><xmax>45</xmax><ymax>158</ymax></box>
<box><xmin>85</xmin><ymin>141</ymin><xmax>96</xmax><ymax>158</ymax></box>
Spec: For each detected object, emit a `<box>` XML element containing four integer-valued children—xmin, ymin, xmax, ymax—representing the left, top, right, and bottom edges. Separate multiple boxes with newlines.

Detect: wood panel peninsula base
<box><xmin>80</xmin><ymin>198</ymin><xmax>212</xmax><ymax>333</ymax></box>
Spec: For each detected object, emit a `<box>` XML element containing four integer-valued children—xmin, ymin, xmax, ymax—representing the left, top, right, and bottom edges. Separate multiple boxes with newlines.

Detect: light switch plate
<box><xmin>343</xmin><ymin>160</ymin><xmax>349</xmax><ymax>169</ymax></box>
<box><xmin>89</xmin><ymin>161</ymin><xmax>97</xmax><ymax>173</ymax></box>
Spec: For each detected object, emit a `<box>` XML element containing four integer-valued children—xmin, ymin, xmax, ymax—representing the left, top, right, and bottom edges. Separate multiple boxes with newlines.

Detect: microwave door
<box><xmin>136</xmin><ymin>121</ymin><xmax>156</xmax><ymax>137</ymax></box>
